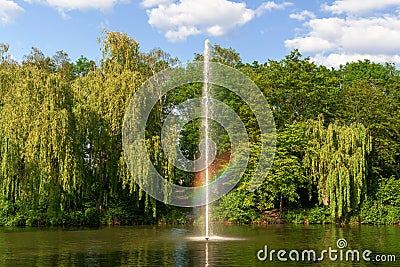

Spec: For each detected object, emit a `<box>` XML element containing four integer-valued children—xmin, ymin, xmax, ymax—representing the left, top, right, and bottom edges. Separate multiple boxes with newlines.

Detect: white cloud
<box><xmin>311</xmin><ymin>53</ymin><xmax>400</xmax><ymax>68</ymax></box>
<box><xmin>255</xmin><ymin>1</ymin><xmax>293</xmax><ymax>16</ymax></box>
<box><xmin>285</xmin><ymin>2</ymin><xmax>400</xmax><ymax>67</ymax></box>
<box><xmin>143</xmin><ymin>0</ymin><xmax>292</xmax><ymax>42</ymax></box>
<box><xmin>24</xmin><ymin>0</ymin><xmax>131</xmax><ymax>13</ymax></box>
<box><xmin>285</xmin><ymin>36</ymin><xmax>334</xmax><ymax>53</ymax></box>
<box><xmin>141</xmin><ymin>0</ymin><xmax>173</xmax><ymax>8</ymax></box>
<box><xmin>289</xmin><ymin>10</ymin><xmax>315</xmax><ymax>21</ymax></box>
<box><xmin>306</xmin><ymin>17</ymin><xmax>346</xmax><ymax>41</ymax></box>
<box><xmin>165</xmin><ymin>26</ymin><xmax>200</xmax><ymax>42</ymax></box>
<box><xmin>0</xmin><ymin>0</ymin><xmax>24</xmax><ymax>25</ymax></box>
<box><xmin>286</xmin><ymin>15</ymin><xmax>400</xmax><ymax>57</ymax></box>
<box><xmin>323</xmin><ymin>0</ymin><xmax>400</xmax><ymax>15</ymax></box>
<box><xmin>340</xmin><ymin>16</ymin><xmax>400</xmax><ymax>54</ymax></box>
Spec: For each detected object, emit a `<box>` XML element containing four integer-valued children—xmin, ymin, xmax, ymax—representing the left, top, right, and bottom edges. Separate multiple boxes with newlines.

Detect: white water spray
<box><xmin>203</xmin><ymin>39</ymin><xmax>210</xmax><ymax>241</ymax></box>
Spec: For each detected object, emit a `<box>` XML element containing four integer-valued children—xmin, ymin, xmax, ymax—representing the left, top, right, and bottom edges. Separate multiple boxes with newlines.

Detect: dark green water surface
<box><xmin>0</xmin><ymin>224</ymin><xmax>398</xmax><ymax>266</ymax></box>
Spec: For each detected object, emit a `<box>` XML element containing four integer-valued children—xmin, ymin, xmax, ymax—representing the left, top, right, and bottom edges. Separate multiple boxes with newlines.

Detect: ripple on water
<box><xmin>185</xmin><ymin>236</ymin><xmax>245</xmax><ymax>242</ymax></box>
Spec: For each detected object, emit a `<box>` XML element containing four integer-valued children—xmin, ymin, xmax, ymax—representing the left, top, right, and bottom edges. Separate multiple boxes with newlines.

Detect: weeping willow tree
<box><xmin>0</xmin><ymin>32</ymin><xmax>178</xmax><ymax>225</ymax></box>
<box><xmin>0</xmin><ymin>55</ymin><xmax>78</xmax><ymax>218</ymax></box>
<box><xmin>304</xmin><ymin>116</ymin><xmax>372</xmax><ymax>221</ymax></box>
<box><xmin>71</xmin><ymin>32</ymin><xmax>152</xmax><ymax>214</ymax></box>
<box><xmin>79</xmin><ymin>31</ymin><xmax>177</xmax><ymax>216</ymax></box>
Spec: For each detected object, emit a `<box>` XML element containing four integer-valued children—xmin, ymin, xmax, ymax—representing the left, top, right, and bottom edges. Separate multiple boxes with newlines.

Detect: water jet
<box><xmin>203</xmin><ymin>39</ymin><xmax>210</xmax><ymax>241</ymax></box>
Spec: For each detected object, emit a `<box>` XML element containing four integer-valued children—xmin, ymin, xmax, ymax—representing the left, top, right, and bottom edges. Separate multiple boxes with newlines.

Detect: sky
<box><xmin>1</xmin><ymin>0</ymin><xmax>400</xmax><ymax>67</ymax></box>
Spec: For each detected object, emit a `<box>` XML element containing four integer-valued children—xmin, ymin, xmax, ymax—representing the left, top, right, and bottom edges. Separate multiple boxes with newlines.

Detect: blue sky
<box><xmin>1</xmin><ymin>0</ymin><xmax>400</xmax><ymax>67</ymax></box>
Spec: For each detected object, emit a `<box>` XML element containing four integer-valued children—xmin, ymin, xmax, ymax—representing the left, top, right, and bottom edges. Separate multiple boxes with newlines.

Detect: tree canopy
<box><xmin>0</xmin><ymin>32</ymin><xmax>399</xmax><ymax>226</ymax></box>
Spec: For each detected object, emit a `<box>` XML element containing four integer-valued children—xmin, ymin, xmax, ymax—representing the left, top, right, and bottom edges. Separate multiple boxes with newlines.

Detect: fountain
<box><xmin>203</xmin><ymin>39</ymin><xmax>210</xmax><ymax>241</ymax></box>
<box><xmin>121</xmin><ymin>33</ymin><xmax>275</xmax><ymax>266</ymax></box>
<box><xmin>182</xmin><ymin>42</ymin><xmax>249</xmax><ymax>266</ymax></box>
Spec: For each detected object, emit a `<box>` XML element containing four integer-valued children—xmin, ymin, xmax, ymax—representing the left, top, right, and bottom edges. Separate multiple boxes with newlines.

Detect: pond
<box><xmin>0</xmin><ymin>224</ymin><xmax>398</xmax><ymax>266</ymax></box>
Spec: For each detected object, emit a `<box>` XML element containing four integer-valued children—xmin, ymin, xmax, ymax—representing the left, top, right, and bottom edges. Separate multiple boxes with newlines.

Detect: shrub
<box><xmin>281</xmin><ymin>210</ymin><xmax>306</xmax><ymax>224</ymax></box>
<box><xmin>84</xmin><ymin>207</ymin><xmax>100</xmax><ymax>226</ymax></box>
<box><xmin>306</xmin><ymin>206</ymin><xmax>333</xmax><ymax>224</ymax></box>
<box><xmin>377</xmin><ymin>177</ymin><xmax>400</xmax><ymax>206</ymax></box>
<box><xmin>360</xmin><ymin>200</ymin><xmax>400</xmax><ymax>224</ymax></box>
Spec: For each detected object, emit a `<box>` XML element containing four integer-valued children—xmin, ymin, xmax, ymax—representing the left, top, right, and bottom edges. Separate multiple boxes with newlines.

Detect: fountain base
<box><xmin>186</xmin><ymin>236</ymin><xmax>244</xmax><ymax>242</ymax></box>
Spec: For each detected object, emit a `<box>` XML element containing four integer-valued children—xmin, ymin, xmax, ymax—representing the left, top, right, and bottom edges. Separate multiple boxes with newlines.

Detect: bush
<box><xmin>0</xmin><ymin>201</ymin><xmax>14</xmax><ymax>225</ymax></box>
<box><xmin>157</xmin><ymin>206</ymin><xmax>187</xmax><ymax>225</ymax></box>
<box><xmin>281</xmin><ymin>210</ymin><xmax>306</xmax><ymax>224</ymax></box>
<box><xmin>377</xmin><ymin>177</ymin><xmax>400</xmax><ymax>206</ymax></box>
<box><xmin>84</xmin><ymin>207</ymin><xmax>100</xmax><ymax>226</ymax></box>
<box><xmin>281</xmin><ymin>207</ymin><xmax>333</xmax><ymax>224</ymax></box>
<box><xmin>101</xmin><ymin>207</ymin><xmax>126</xmax><ymax>225</ymax></box>
<box><xmin>306</xmin><ymin>206</ymin><xmax>333</xmax><ymax>224</ymax></box>
<box><xmin>25</xmin><ymin>210</ymin><xmax>46</xmax><ymax>226</ymax></box>
<box><xmin>360</xmin><ymin>200</ymin><xmax>400</xmax><ymax>224</ymax></box>
<box><xmin>213</xmin><ymin>190</ymin><xmax>259</xmax><ymax>223</ymax></box>
<box><xmin>7</xmin><ymin>214</ymin><xmax>26</xmax><ymax>227</ymax></box>
<box><xmin>63</xmin><ymin>210</ymin><xmax>85</xmax><ymax>225</ymax></box>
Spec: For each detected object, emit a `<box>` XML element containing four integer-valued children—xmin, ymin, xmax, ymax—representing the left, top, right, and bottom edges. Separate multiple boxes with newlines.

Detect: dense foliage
<box><xmin>0</xmin><ymin>32</ymin><xmax>399</xmax><ymax>226</ymax></box>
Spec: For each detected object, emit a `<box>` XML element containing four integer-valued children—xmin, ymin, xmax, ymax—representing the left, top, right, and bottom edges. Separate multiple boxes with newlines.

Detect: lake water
<box><xmin>0</xmin><ymin>224</ymin><xmax>398</xmax><ymax>266</ymax></box>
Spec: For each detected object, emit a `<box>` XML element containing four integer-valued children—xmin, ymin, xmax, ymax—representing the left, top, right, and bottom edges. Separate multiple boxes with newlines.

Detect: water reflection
<box><xmin>205</xmin><ymin>241</ymin><xmax>209</xmax><ymax>267</ymax></box>
<box><xmin>0</xmin><ymin>225</ymin><xmax>398</xmax><ymax>266</ymax></box>
<box><xmin>171</xmin><ymin>228</ymin><xmax>189</xmax><ymax>267</ymax></box>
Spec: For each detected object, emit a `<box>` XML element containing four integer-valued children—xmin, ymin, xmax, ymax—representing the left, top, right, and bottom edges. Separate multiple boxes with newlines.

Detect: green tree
<box><xmin>194</xmin><ymin>44</ymin><xmax>241</xmax><ymax>67</ymax></box>
<box><xmin>23</xmin><ymin>47</ymin><xmax>52</xmax><ymax>70</ymax></box>
<box><xmin>252</xmin><ymin>122</ymin><xmax>309</xmax><ymax>213</ymax></box>
<box><xmin>0</xmin><ymin>43</ymin><xmax>12</xmax><ymax>64</ymax></box>
<box><xmin>304</xmin><ymin>117</ymin><xmax>372</xmax><ymax>221</ymax></box>
<box><xmin>74</xmin><ymin>55</ymin><xmax>96</xmax><ymax>77</ymax></box>
<box><xmin>243</xmin><ymin>50</ymin><xmax>340</xmax><ymax>128</ymax></box>
<box><xmin>0</xmin><ymin>59</ymin><xmax>77</xmax><ymax>223</ymax></box>
<box><xmin>337</xmin><ymin>61</ymin><xmax>400</xmax><ymax>191</ymax></box>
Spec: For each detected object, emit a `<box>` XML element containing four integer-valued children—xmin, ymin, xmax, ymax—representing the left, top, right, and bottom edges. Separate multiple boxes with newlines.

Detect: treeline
<box><xmin>217</xmin><ymin>54</ymin><xmax>400</xmax><ymax>224</ymax></box>
<box><xmin>0</xmin><ymin>32</ymin><xmax>399</xmax><ymax>226</ymax></box>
